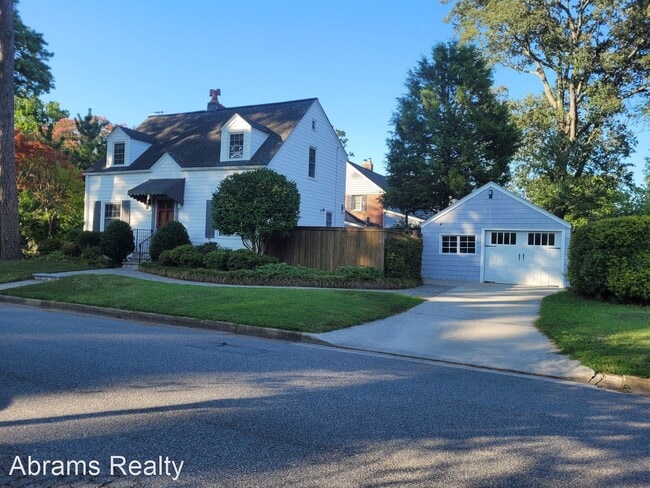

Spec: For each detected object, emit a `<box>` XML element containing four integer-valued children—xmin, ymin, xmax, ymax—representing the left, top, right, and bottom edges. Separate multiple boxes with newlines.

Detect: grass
<box><xmin>0</xmin><ymin>259</ymin><xmax>94</xmax><ymax>284</ymax></box>
<box><xmin>537</xmin><ymin>291</ymin><xmax>650</xmax><ymax>378</ymax></box>
<box><xmin>0</xmin><ymin>275</ymin><xmax>423</xmax><ymax>333</ymax></box>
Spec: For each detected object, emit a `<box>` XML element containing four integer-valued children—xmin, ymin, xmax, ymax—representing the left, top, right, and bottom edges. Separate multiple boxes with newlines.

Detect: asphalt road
<box><xmin>1</xmin><ymin>304</ymin><xmax>648</xmax><ymax>487</ymax></box>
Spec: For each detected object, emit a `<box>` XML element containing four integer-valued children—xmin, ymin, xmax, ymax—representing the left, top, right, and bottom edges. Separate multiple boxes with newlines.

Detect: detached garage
<box><xmin>421</xmin><ymin>182</ymin><xmax>571</xmax><ymax>287</ymax></box>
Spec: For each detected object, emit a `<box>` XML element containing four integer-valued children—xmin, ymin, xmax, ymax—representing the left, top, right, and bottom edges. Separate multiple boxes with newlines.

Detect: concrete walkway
<box><xmin>1</xmin><ymin>269</ymin><xmax>595</xmax><ymax>382</ymax></box>
<box><xmin>311</xmin><ymin>281</ymin><xmax>596</xmax><ymax>381</ymax></box>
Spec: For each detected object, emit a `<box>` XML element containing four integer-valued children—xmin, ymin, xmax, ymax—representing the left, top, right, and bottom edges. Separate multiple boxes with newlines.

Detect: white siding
<box><xmin>346</xmin><ymin>164</ymin><xmax>383</xmax><ymax>195</ymax></box>
<box><xmin>105</xmin><ymin>128</ymin><xmax>152</xmax><ymax>167</ymax></box>
<box><xmin>130</xmin><ymin>139</ymin><xmax>151</xmax><ymax>163</ymax></box>
<box><xmin>268</xmin><ymin>101</ymin><xmax>346</xmax><ymax>227</ymax></box>
<box><xmin>421</xmin><ymin>185</ymin><xmax>571</xmax><ymax>286</ymax></box>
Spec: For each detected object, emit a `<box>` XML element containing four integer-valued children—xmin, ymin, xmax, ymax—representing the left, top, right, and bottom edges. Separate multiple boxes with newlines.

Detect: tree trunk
<box><xmin>0</xmin><ymin>0</ymin><xmax>21</xmax><ymax>259</ymax></box>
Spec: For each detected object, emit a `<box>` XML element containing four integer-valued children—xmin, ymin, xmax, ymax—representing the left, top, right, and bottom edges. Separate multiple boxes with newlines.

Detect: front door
<box><xmin>156</xmin><ymin>199</ymin><xmax>175</xmax><ymax>229</ymax></box>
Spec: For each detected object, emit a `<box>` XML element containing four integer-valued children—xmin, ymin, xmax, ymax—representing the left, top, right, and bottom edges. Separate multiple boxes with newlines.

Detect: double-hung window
<box><xmin>308</xmin><ymin>147</ymin><xmax>316</xmax><ymax>178</ymax></box>
<box><xmin>104</xmin><ymin>203</ymin><xmax>121</xmax><ymax>229</ymax></box>
<box><xmin>442</xmin><ymin>235</ymin><xmax>476</xmax><ymax>254</ymax></box>
<box><xmin>229</xmin><ymin>133</ymin><xmax>244</xmax><ymax>159</ymax></box>
<box><xmin>113</xmin><ymin>142</ymin><xmax>125</xmax><ymax>165</ymax></box>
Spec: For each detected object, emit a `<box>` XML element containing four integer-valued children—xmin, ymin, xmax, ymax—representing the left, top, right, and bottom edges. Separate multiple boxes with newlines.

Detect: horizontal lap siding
<box><xmin>422</xmin><ymin>186</ymin><xmax>569</xmax><ymax>282</ymax></box>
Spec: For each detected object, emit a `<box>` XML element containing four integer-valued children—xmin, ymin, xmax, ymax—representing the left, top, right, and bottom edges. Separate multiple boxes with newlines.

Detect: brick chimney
<box><xmin>207</xmin><ymin>88</ymin><xmax>225</xmax><ymax>111</ymax></box>
<box><xmin>362</xmin><ymin>158</ymin><xmax>373</xmax><ymax>171</ymax></box>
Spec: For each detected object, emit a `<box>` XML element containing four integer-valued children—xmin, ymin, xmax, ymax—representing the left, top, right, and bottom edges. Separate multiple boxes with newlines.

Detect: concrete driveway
<box><xmin>311</xmin><ymin>282</ymin><xmax>595</xmax><ymax>381</ymax></box>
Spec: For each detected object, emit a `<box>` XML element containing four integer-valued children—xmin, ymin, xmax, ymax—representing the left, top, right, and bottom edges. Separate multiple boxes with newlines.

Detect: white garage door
<box><xmin>484</xmin><ymin>231</ymin><xmax>562</xmax><ymax>286</ymax></box>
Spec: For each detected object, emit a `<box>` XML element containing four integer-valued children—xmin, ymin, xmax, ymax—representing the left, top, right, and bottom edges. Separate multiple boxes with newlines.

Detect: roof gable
<box><xmin>421</xmin><ymin>182</ymin><xmax>572</xmax><ymax>229</ymax></box>
<box><xmin>347</xmin><ymin>161</ymin><xmax>387</xmax><ymax>192</ymax></box>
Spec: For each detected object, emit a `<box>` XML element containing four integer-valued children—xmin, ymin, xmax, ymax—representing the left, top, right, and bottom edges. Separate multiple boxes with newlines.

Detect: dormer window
<box><xmin>229</xmin><ymin>133</ymin><xmax>244</xmax><ymax>159</ymax></box>
<box><xmin>113</xmin><ymin>142</ymin><xmax>125</xmax><ymax>165</ymax></box>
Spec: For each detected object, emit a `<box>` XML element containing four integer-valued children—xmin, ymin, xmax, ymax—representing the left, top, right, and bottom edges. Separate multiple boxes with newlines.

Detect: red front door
<box><xmin>156</xmin><ymin>199</ymin><xmax>175</xmax><ymax>228</ymax></box>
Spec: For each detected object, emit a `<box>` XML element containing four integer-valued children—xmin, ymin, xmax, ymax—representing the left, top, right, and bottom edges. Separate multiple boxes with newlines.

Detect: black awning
<box><xmin>127</xmin><ymin>178</ymin><xmax>185</xmax><ymax>205</ymax></box>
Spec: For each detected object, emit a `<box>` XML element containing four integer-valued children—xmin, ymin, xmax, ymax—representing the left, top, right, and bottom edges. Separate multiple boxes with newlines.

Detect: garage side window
<box><xmin>442</xmin><ymin>235</ymin><xmax>476</xmax><ymax>254</ymax></box>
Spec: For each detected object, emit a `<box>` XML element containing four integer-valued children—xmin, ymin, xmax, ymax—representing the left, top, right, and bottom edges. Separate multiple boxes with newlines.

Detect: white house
<box><xmin>345</xmin><ymin>159</ymin><xmax>424</xmax><ymax>228</ymax></box>
<box><xmin>420</xmin><ymin>182</ymin><xmax>572</xmax><ymax>287</ymax></box>
<box><xmin>83</xmin><ymin>96</ymin><xmax>347</xmax><ymax>251</ymax></box>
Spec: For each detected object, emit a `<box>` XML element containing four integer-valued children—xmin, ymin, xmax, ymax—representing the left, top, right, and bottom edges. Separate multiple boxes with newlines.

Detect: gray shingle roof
<box><xmin>89</xmin><ymin>98</ymin><xmax>317</xmax><ymax>172</ymax></box>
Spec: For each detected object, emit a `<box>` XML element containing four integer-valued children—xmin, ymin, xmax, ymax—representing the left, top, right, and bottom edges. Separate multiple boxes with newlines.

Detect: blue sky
<box><xmin>19</xmin><ymin>0</ymin><xmax>648</xmax><ymax>184</ymax></box>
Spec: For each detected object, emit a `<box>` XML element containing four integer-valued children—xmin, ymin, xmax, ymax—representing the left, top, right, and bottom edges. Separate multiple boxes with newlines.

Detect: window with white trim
<box><xmin>104</xmin><ymin>203</ymin><xmax>121</xmax><ymax>229</ymax></box>
<box><xmin>308</xmin><ymin>147</ymin><xmax>316</xmax><ymax>178</ymax></box>
<box><xmin>113</xmin><ymin>142</ymin><xmax>125</xmax><ymax>165</ymax></box>
<box><xmin>528</xmin><ymin>232</ymin><xmax>556</xmax><ymax>247</ymax></box>
<box><xmin>350</xmin><ymin>195</ymin><xmax>366</xmax><ymax>211</ymax></box>
<box><xmin>490</xmin><ymin>231</ymin><xmax>517</xmax><ymax>245</ymax></box>
<box><xmin>442</xmin><ymin>235</ymin><xmax>476</xmax><ymax>254</ymax></box>
<box><xmin>229</xmin><ymin>133</ymin><xmax>244</xmax><ymax>159</ymax></box>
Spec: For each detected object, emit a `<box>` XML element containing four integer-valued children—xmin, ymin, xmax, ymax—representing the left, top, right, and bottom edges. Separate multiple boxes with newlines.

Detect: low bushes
<box><xmin>568</xmin><ymin>216</ymin><xmax>650</xmax><ymax>304</ymax></box>
<box><xmin>150</xmin><ymin>221</ymin><xmax>191</xmax><ymax>261</ymax></box>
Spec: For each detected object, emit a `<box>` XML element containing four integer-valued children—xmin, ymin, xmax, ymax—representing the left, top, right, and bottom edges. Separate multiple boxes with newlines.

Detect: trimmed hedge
<box><xmin>568</xmin><ymin>216</ymin><xmax>650</xmax><ymax>304</ymax></box>
<box><xmin>150</xmin><ymin>221</ymin><xmax>191</xmax><ymax>261</ymax></box>
<box><xmin>384</xmin><ymin>235</ymin><xmax>423</xmax><ymax>279</ymax></box>
<box><xmin>226</xmin><ymin>249</ymin><xmax>278</xmax><ymax>270</ymax></box>
<box><xmin>76</xmin><ymin>231</ymin><xmax>102</xmax><ymax>250</ymax></box>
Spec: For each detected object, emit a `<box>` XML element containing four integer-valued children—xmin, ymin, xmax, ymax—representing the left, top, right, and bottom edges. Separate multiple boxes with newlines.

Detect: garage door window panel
<box><xmin>528</xmin><ymin>232</ymin><xmax>556</xmax><ymax>247</ymax></box>
<box><xmin>490</xmin><ymin>232</ymin><xmax>517</xmax><ymax>245</ymax></box>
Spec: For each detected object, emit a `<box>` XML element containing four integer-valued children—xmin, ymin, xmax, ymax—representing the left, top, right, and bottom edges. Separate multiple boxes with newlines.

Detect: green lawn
<box><xmin>537</xmin><ymin>291</ymin><xmax>650</xmax><ymax>378</ymax></box>
<box><xmin>0</xmin><ymin>275</ymin><xmax>423</xmax><ymax>333</ymax></box>
<box><xmin>0</xmin><ymin>259</ymin><xmax>94</xmax><ymax>284</ymax></box>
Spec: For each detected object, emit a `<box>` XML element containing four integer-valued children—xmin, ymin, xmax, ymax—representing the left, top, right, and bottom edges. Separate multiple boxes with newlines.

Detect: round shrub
<box><xmin>38</xmin><ymin>237</ymin><xmax>62</xmax><ymax>255</ymax></box>
<box><xmin>81</xmin><ymin>246</ymin><xmax>103</xmax><ymax>260</ymax></box>
<box><xmin>337</xmin><ymin>265</ymin><xmax>383</xmax><ymax>280</ymax></box>
<box><xmin>203</xmin><ymin>249</ymin><xmax>232</xmax><ymax>270</ymax></box>
<box><xmin>178</xmin><ymin>248</ymin><xmax>204</xmax><ymax>268</ymax></box>
<box><xmin>61</xmin><ymin>241</ymin><xmax>80</xmax><ymax>257</ymax></box>
<box><xmin>76</xmin><ymin>231</ymin><xmax>102</xmax><ymax>249</ymax></box>
<box><xmin>226</xmin><ymin>249</ymin><xmax>278</xmax><ymax>270</ymax></box>
<box><xmin>100</xmin><ymin>220</ymin><xmax>135</xmax><ymax>266</ymax></box>
<box><xmin>568</xmin><ymin>216</ymin><xmax>650</xmax><ymax>303</ymax></box>
<box><xmin>196</xmin><ymin>242</ymin><xmax>221</xmax><ymax>254</ymax></box>
<box><xmin>150</xmin><ymin>221</ymin><xmax>191</xmax><ymax>261</ymax></box>
<box><xmin>158</xmin><ymin>249</ymin><xmax>176</xmax><ymax>267</ymax></box>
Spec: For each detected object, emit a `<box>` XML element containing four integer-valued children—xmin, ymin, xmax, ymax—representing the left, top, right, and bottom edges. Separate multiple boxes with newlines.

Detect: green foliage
<box><xmin>159</xmin><ymin>244</ymin><xmax>204</xmax><ymax>268</ymax></box>
<box><xmin>71</xmin><ymin>109</ymin><xmax>110</xmax><ymax>169</ymax></box>
<box><xmin>568</xmin><ymin>216</ymin><xmax>650</xmax><ymax>304</ymax></box>
<box><xmin>80</xmin><ymin>246</ymin><xmax>103</xmax><ymax>261</ymax></box>
<box><xmin>384</xmin><ymin>235</ymin><xmax>423</xmax><ymax>279</ymax></box>
<box><xmin>150</xmin><ymin>221</ymin><xmax>191</xmax><ymax>261</ymax></box>
<box><xmin>203</xmin><ymin>249</ymin><xmax>232</xmax><ymax>270</ymax></box>
<box><xmin>76</xmin><ymin>231</ymin><xmax>102</xmax><ymax>249</ymax></box>
<box><xmin>60</xmin><ymin>241</ymin><xmax>80</xmax><ymax>257</ymax></box>
<box><xmin>212</xmin><ymin>169</ymin><xmax>300</xmax><ymax>253</ymax></box>
<box><xmin>226</xmin><ymin>249</ymin><xmax>278</xmax><ymax>270</ymax></box>
<box><xmin>196</xmin><ymin>242</ymin><xmax>221</xmax><ymax>254</ymax></box>
<box><xmin>38</xmin><ymin>237</ymin><xmax>61</xmax><ymax>255</ymax></box>
<box><xmin>100</xmin><ymin>220</ymin><xmax>134</xmax><ymax>266</ymax></box>
<box><xmin>384</xmin><ymin>41</ymin><xmax>519</xmax><ymax>215</ymax></box>
<box><xmin>336</xmin><ymin>265</ymin><xmax>383</xmax><ymax>280</ymax></box>
<box><xmin>13</xmin><ymin>4</ymin><xmax>54</xmax><ymax>97</ymax></box>
<box><xmin>447</xmin><ymin>1</ymin><xmax>646</xmax><ymax>221</ymax></box>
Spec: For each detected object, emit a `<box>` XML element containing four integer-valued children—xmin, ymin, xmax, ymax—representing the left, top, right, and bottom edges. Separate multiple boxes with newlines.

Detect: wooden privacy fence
<box><xmin>266</xmin><ymin>227</ymin><xmax>402</xmax><ymax>272</ymax></box>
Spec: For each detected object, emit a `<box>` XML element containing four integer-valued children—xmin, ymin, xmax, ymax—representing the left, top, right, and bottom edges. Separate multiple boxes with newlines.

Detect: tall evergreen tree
<box><xmin>384</xmin><ymin>41</ymin><xmax>520</xmax><ymax>215</ymax></box>
<box><xmin>72</xmin><ymin>109</ymin><xmax>109</xmax><ymax>169</ymax></box>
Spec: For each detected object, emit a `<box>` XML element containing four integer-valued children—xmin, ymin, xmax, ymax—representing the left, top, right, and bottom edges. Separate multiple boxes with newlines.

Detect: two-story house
<box><xmin>345</xmin><ymin>159</ymin><xmax>424</xmax><ymax>228</ymax></box>
<box><xmin>84</xmin><ymin>95</ymin><xmax>347</xmax><ymax>250</ymax></box>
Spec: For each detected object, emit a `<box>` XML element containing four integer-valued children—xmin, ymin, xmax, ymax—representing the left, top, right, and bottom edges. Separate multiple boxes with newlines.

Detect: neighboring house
<box><xmin>84</xmin><ymin>96</ymin><xmax>347</xmax><ymax>250</ymax></box>
<box><xmin>345</xmin><ymin>159</ymin><xmax>423</xmax><ymax>228</ymax></box>
<box><xmin>420</xmin><ymin>182</ymin><xmax>572</xmax><ymax>287</ymax></box>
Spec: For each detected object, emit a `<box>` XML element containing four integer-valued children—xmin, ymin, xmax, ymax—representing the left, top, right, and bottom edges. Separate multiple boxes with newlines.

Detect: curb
<box><xmin>0</xmin><ymin>295</ymin><xmax>331</xmax><ymax>347</ymax></box>
<box><xmin>1</xmin><ymin>294</ymin><xmax>648</xmax><ymax>397</ymax></box>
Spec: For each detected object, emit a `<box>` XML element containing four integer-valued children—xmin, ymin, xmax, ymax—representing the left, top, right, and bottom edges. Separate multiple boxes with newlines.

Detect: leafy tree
<box><xmin>13</xmin><ymin>0</ymin><xmax>53</xmax><ymax>98</ymax></box>
<box><xmin>15</xmin><ymin>132</ymin><xmax>84</xmax><ymax>241</ymax></box>
<box><xmin>335</xmin><ymin>129</ymin><xmax>354</xmax><ymax>158</ymax></box>
<box><xmin>14</xmin><ymin>96</ymin><xmax>68</xmax><ymax>140</ymax></box>
<box><xmin>212</xmin><ymin>168</ymin><xmax>300</xmax><ymax>254</ymax></box>
<box><xmin>384</xmin><ymin>41</ymin><xmax>520</xmax><ymax>215</ymax></box>
<box><xmin>0</xmin><ymin>0</ymin><xmax>21</xmax><ymax>259</ymax></box>
<box><xmin>446</xmin><ymin>0</ymin><xmax>649</xmax><ymax>221</ymax></box>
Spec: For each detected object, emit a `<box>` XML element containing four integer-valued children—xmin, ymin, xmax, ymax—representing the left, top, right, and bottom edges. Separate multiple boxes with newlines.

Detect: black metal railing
<box><xmin>133</xmin><ymin>228</ymin><xmax>155</xmax><ymax>265</ymax></box>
